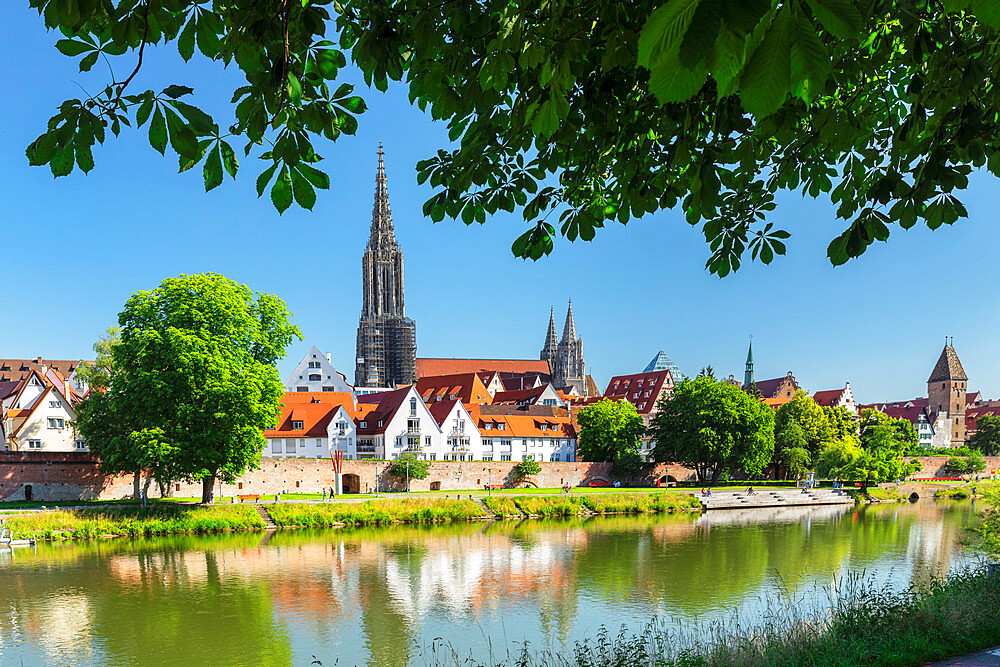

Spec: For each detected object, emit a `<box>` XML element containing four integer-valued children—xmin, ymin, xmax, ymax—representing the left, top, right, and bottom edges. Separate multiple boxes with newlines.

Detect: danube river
<box><xmin>0</xmin><ymin>500</ymin><xmax>983</xmax><ymax>666</ymax></box>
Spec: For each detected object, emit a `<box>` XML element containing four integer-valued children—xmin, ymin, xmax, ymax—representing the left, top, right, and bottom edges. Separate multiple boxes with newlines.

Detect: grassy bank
<box><xmin>425</xmin><ymin>569</ymin><xmax>1000</xmax><ymax>666</ymax></box>
<box><xmin>266</xmin><ymin>498</ymin><xmax>487</xmax><ymax>527</ymax></box>
<box><xmin>935</xmin><ymin>487</ymin><xmax>972</xmax><ymax>500</ymax></box>
<box><xmin>481</xmin><ymin>492</ymin><xmax>700</xmax><ymax>518</ymax></box>
<box><xmin>6</xmin><ymin>505</ymin><xmax>264</xmax><ymax>540</ymax></box>
<box><xmin>867</xmin><ymin>488</ymin><xmax>909</xmax><ymax>503</ymax></box>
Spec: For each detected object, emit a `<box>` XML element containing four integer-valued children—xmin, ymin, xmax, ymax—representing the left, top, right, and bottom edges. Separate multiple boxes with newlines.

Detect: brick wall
<box><xmin>910</xmin><ymin>455</ymin><xmax>1000</xmax><ymax>478</ymax></box>
<box><xmin>0</xmin><ymin>452</ymin><xmax>699</xmax><ymax>501</ymax></box>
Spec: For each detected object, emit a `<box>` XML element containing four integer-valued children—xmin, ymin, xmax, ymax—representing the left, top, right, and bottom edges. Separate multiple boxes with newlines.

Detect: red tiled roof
<box><xmin>264</xmin><ymin>402</ymin><xmax>339</xmax><ymax>438</ymax></box>
<box><xmin>751</xmin><ymin>374</ymin><xmax>799</xmax><ymax>399</ymax></box>
<box><xmin>417</xmin><ymin>358</ymin><xmax>551</xmax><ymax>378</ymax></box>
<box><xmin>967</xmin><ymin>405</ymin><xmax>1000</xmax><ymax>432</ymax></box>
<box><xmin>492</xmin><ymin>385</ymin><xmax>550</xmax><ymax>405</ymax></box>
<box><xmin>0</xmin><ymin>358</ymin><xmax>90</xmax><ymax>384</ymax></box>
<box><xmin>812</xmin><ymin>389</ymin><xmax>844</xmax><ymax>407</ymax></box>
<box><xmin>498</xmin><ymin>371</ymin><xmax>551</xmax><ymax>391</ymax></box>
<box><xmin>356</xmin><ymin>387</ymin><xmax>411</xmax><ymax>435</ymax></box>
<box><xmin>416</xmin><ymin>373</ymin><xmax>492</xmax><ymax>404</ymax></box>
<box><xmin>428</xmin><ymin>399</ymin><xmax>460</xmax><ymax>427</ymax></box>
<box><xmin>602</xmin><ymin>370</ymin><xmax>673</xmax><ymax>414</ymax></box>
<box><xmin>477</xmin><ymin>413</ymin><xmax>576</xmax><ymax>439</ymax></box>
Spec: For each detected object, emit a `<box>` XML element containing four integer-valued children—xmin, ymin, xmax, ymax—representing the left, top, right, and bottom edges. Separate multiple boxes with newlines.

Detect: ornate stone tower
<box><xmin>543</xmin><ymin>300</ymin><xmax>586</xmax><ymax>395</ymax></box>
<box><xmin>355</xmin><ymin>144</ymin><xmax>417</xmax><ymax>388</ymax></box>
<box><xmin>927</xmin><ymin>338</ymin><xmax>968</xmax><ymax>447</ymax></box>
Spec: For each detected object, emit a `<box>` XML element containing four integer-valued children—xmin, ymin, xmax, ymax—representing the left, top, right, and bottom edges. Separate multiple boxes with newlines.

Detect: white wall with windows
<box><xmin>284</xmin><ymin>345</ymin><xmax>353</xmax><ymax>393</ymax></box>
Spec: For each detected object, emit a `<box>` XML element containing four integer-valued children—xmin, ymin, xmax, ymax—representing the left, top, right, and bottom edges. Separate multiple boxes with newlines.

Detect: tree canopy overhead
<box><xmin>26</xmin><ymin>0</ymin><xmax>1000</xmax><ymax>274</ymax></box>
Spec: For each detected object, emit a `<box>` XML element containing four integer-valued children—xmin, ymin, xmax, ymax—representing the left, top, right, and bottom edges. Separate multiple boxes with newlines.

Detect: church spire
<box><xmin>561</xmin><ymin>299</ymin><xmax>578</xmax><ymax>343</ymax></box>
<box><xmin>544</xmin><ymin>307</ymin><xmax>558</xmax><ymax>351</ymax></box>
<box><xmin>370</xmin><ymin>142</ymin><xmax>394</xmax><ymax>239</ymax></box>
<box><xmin>744</xmin><ymin>337</ymin><xmax>754</xmax><ymax>388</ymax></box>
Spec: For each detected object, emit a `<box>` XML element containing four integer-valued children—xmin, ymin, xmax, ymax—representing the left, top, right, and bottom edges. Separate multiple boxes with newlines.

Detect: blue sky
<box><xmin>2</xmin><ymin>7</ymin><xmax>997</xmax><ymax>403</ymax></box>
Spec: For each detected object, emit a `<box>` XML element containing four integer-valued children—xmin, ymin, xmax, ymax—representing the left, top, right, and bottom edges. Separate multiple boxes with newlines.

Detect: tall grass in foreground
<box><xmin>420</xmin><ymin>569</ymin><xmax>1000</xmax><ymax>667</ymax></box>
<box><xmin>7</xmin><ymin>505</ymin><xmax>264</xmax><ymax>540</ymax></box>
<box><xmin>265</xmin><ymin>498</ymin><xmax>486</xmax><ymax>527</ymax></box>
<box><xmin>497</xmin><ymin>493</ymin><xmax>700</xmax><ymax>517</ymax></box>
<box><xmin>481</xmin><ymin>496</ymin><xmax>523</xmax><ymax>517</ymax></box>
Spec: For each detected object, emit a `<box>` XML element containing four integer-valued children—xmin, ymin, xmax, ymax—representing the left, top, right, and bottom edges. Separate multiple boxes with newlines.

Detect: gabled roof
<box><xmin>492</xmin><ymin>384</ymin><xmax>551</xmax><ymax>405</ymax></box>
<box><xmin>477</xmin><ymin>413</ymin><xmax>576</xmax><ymax>439</ymax></box>
<box><xmin>812</xmin><ymin>389</ymin><xmax>845</xmax><ymax>407</ymax></box>
<box><xmin>281</xmin><ymin>391</ymin><xmax>355</xmax><ymax>406</ymax></box>
<box><xmin>967</xmin><ymin>405</ymin><xmax>1000</xmax><ymax>431</ymax></box>
<box><xmin>0</xmin><ymin>358</ymin><xmax>90</xmax><ymax>384</ymax></box>
<box><xmin>751</xmin><ymin>373</ymin><xmax>799</xmax><ymax>399</ymax></box>
<box><xmin>498</xmin><ymin>371</ymin><xmax>551</xmax><ymax>391</ymax></box>
<box><xmin>427</xmin><ymin>399</ymin><xmax>461</xmax><ymax>427</ymax></box>
<box><xmin>416</xmin><ymin>373</ymin><xmax>492</xmax><ymax>404</ymax></box>
<box><xmin>928</xmin><ymin>344</ymin><xmax>968</xmax><ymax>382</ymax></box>
<box><xmin>355</xmin><ymin>386</ymin><xmax>412</xmax><ymax>435</ymax></box>
<box><xmin>0</xmin><ymin>381</ymin><xmax>20</xmax><ymax>401</ymax></box>
<box><xmin>603</xmin><ymin>370</ymin><xmax>673</xmax><ymax>414</ymax></box>
<box><xmin>416</xmin><ymin>358</ymin><xmax>551</xmax><ymax>378</ymax></box>
<box><xmin>264</xmin><ymin>402</ymin><xmax>339</xmax><ymax>438</ymax></box>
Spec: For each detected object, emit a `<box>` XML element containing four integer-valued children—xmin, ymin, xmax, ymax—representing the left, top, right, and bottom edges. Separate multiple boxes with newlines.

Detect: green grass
<box><xmin>5</xmin><ymin>505</ymin><xmax>265</xmax><ymax>540</ymax></box>
<box><xmin>935</xmin><ymin>487</ymin><xmax>972</xmax><ymax>500</ymax></box>
<box><xmin>265</xmin><ymin>498</ymin><xmax>487</xmax><ymax>527</ymax></box>
<box><xmin>481</xmin><ymin>496</ymin><xmax>523</xmax><ymax>517</ymax></box>
<box><xmin>579</xmin><ymin>492</ymin><xmax>701</xmax><ymax>514</ymax></box>
<box><xmin>867</xmin><ymin>488</ymin><xmax>909</xmax><ymax>502</ymax></box>
<box><xmin>426</xmin><ymin>569</ymin><xmax>1000</xmax><ymax>667</ymax></box>
<box><xmin>511</xmin><ymin>496</ymin><xmax>587</xmax><ymax>516</ymax></box>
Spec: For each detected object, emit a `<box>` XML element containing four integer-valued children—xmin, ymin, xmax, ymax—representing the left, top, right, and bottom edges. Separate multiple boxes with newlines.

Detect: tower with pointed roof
<box><xmin>541</xmin><ymin>300</ymin><xmax>587</xmax><ymax>395</ymax></box>
<box><xmin>744</xmin><ymin>339</ymin><xmax>754</xmax><ymax>389</ymax></box>
<box><xmin>355</xmin><ymin>145</ymin><xmax>417</xmax><ymax>388</ymax></box>
<box><xmin>927</xmin><ymin>338</ymin><xmax>968</xmax><ymax>446</ymax></box>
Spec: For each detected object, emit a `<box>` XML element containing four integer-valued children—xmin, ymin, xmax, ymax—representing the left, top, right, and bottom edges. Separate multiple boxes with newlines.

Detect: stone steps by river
<box><xmin>699</xmin><ymin>488</ymin><xmax>854</xmax><ymax>510</ymax></box>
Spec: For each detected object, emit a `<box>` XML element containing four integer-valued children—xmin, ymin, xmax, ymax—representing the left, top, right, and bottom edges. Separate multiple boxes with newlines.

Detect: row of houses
<box><xmin>0</xmin><ymin>358</ymin><xmax>87</xmax><ymax>452</ymax></box>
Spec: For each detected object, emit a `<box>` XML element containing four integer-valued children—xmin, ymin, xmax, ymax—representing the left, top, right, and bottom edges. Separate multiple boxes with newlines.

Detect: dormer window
<box><xmin>292</xmin><ymin>420</ymin><xmax>304</xmax><ymax>430</ymax></box>
<box><xmin>360</xmin><ymin>421</ymin><xmax>367</xmax><ymax>428</ymax></box>
<box><xmin>498</xmin><ymin>423</ymin><xmax>505</xmax><ymax>430</ymax></box>
<box><xmin>485</xmin><ymin>423</ymin><xmax>493</xmax><ymax>430</ymax></box>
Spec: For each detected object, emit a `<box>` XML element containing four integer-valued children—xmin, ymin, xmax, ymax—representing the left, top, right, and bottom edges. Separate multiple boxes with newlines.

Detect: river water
<box><xmin>0</xmin><ymin>500</ymin><xmax>984</xmax><ymax>666</ymax></box>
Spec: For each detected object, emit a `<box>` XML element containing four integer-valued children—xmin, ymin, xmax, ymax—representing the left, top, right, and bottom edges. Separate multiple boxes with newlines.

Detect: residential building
<box><xmin>355</xmin><ymin>144</ymin><xmax>417</xmax><ymax>388</ymax></box>
<box><xmin>491</xmin><ymin>383</ymin><xmax>565</xmax><ymax>408</ymax></box>
<box><xmin>812</xmin><ymin>382</ymin><xmax>857</xmax><ymax>414</ymax></box>
<box><xmin>601</xmin><ymin>370</ymin><xmax>675</xmax><ymax>460</ymax></box>
<box><xmin>416</xmin><ymin>373</ymin><xmax>493</xmax><ymax>405</ymax></box>
<box><xmin>540</xmin><ymin>301</ymin><xmax>588</xmax><ymax>396</ymax></box>
<box><xmin>1</xmin><ymin>370</ymin><xmax>82</xmax><ymax>452</ymax></box>
<box><xmin>285</xmin><ymin>345</ymin><xmax>353</xmax><ymax>393</ymax></box>
<box><xmin>750</xmin><ymin>372</ymin><xmax>801</xmax><ymax>408</ymax></box>
<box><xmin>477</xmin><ymin>413</ymin><xmax>576</xmax><ymax>462</ymax></box>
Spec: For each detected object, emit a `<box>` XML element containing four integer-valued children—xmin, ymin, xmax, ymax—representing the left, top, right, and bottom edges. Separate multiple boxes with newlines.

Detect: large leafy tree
<box><xmin>25</xmin><ymin>1</ymin><xmax>1000</xmax><ymax>273</ymax></box>
<box><xmin>649</xmin><ymin>376</ymin><xmax>774</xmax><ymax>481</ymax></box>
<box><xmin>576</xmin><ymin>398</ymin><xmax>646</xmax><ymax>463</ymax></box>
<box><xmin>970</xmin><ymin>415</ymin><xmax>1000</xmax><ymax>456</ymax></box>
<box><xmin>76</xmin><ymin>273</ymin><xmax>301</xmax><ymax>503</ymax></box>
<box><xmin>774</xmin><ymin>391</ymin><xmax>833</xmax><ymax>458</ymax></box>
<box><xmin>858</xmin><ymin>407</ymin><xmax>918</xmax><ymax>454</ymax></box>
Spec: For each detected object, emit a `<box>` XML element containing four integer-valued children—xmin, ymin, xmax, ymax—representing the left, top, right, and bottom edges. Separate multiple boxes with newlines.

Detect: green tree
<box><xmin>775</xmin><ymin>391</ymin><xmax>832</xmax><ymax>458</ymax></box>
<box><xmin>27</xmin><ymin>2</ymin><xmax>1000</xmax><ymax>272</ymax></box>
<box><xmin>822</xmin><ymin>405</ymin><xmax>857</xmax><ymax>441</ymax></box>
<box><xmin>576</xmin><ymin>399</ymin><xmax>645</xmax><ymax>462</ymax></box>
<box><xmin>815</xmin><ymin>438</ymin><xmax>863</xmax><ymax>479</ymax></box>
<box><xmin>514</xmin><ymin>459</ymin><xmax>542</xmax><ymax>479</ymax></box>
<box><xmin>780</xmin><ymin>446</ymin><xmax>813</xmax><ymax>480</ymax></box>
<box><xmin>858</xmin><ymin>408</ymin><xmax>918</xmax><ymax>455</ymax></box>
<box><xmin>610</xmin><ymin>450</ymin><xmax>645</xmax><ymax>479</ymax></box>
<box><xmin>390</xmin><ymin>454</ymin><xmax>430</xmax><ymax>490</ymax></box>
<box><xmin>73</xmin><ymin>326</ymin><xmax>120</xmax><ymax>391</ymax></box>
<box><xmin>648</xmin><ymin>376</ymin><xmax>774</xmax><ymax>481</ymax></box>
<box><xmin>970</xmin><ymin>415</ymin><xmax>1000</xmax><ymax>456</ymax></box>
<box><xmin>816</xmin><ymin>437</ymin><xmax>918</xmax><ymax>486</ymax></box>
<box><xmin>76</xmin><ymin>273</ymin><xmax>301</xmax><ymax>504</ymax></box>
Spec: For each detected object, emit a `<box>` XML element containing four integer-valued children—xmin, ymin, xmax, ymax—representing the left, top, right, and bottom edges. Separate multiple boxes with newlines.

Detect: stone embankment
<box><xmin>698</xmin><ymin>488</ymin><xmax>853</xmax><ymax>510</ymax></box>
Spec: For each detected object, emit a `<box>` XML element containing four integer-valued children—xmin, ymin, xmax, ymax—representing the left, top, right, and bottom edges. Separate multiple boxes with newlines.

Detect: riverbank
<box><xmin>4</xmin><ymin>492</ymin><xmax>701</xmax><ymax>540</ymax></box>
<box><xmin>426</xmin><ymin>568</ymin><xmax>1000</xmax><ymax>667</ymax></box>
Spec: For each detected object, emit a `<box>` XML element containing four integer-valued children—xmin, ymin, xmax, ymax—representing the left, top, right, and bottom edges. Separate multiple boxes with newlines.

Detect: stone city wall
<box><xmin>0</xmin><ymin>452</ymin><xmax>698</xmax><ymax>501</ymax></box>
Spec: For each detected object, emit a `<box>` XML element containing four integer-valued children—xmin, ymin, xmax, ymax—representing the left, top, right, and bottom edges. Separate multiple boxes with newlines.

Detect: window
<box><xmin>407</xmin><ymin>418</ymin><xmax>420</xmax><ymax>432</ymax></box>
<box><xmin>27</xmin><ymin>439</ymin><xmax>42</xmax><ymax>449</ymax></box>
<box><xmin>47</xmin><ymin>417</ymin><xmax>65</xmax><ymax>429</ymax></box>
<box><xmin>623</xmin><ymin>381</ymin><xmax>630</xmax><ymax>388</ymax></box>
<box><xmin>407</xmin><ymin>436</ymin><xmax>420</xmax><ymax>447</ymax></box>
<box><xmin>317</xmin><ymin>438</ymin><xmax>325</xmax><ymax>448</ymax></box>
<box><xmin>49</xmin><ymin>399</ymin><xmax>61</xmax><ymax>408</ymax></box>
<box><xmin>360</xmin><ymin>421</ymin><xmax>367</xmax><ymax>428</ymax></box>
<box><xmin>271</xmin><ymin>439</ymin><xmax>282</xmax><ymax>453</ymax></box>
<box><xmin>292</xmin><ymin>420</ymin><xmax>304</xmax><ymax>430</ymax></box>
<box><xmin>540</xmin><ymin>424</ymin><xmax>547</xmax><ymax>431</ymax></box>
<box><xmin>482</xmin><ymin>438</ymin><xmax>493</xmax><ymax>447</ymax></box>
<box><xmin>550</xmin><ymin>453</ymin><xmax>560</xmax><ymax>462</ymax></box>
<box><xmin>296</xmin><ymin>386</ymin><xmax>308</xmax><ymax>392</ymax></box>
<box><xmin>337</xmin><ymin>421</ymin><xmax>348</xmax><ymax>434</ymax></box>
<box><xmin>286</xmin><ymin>440</ymin><xmax>296</xmax><ymax>453</ymax></box>
<box><xmin>75</xmin><ymin>439</ymin><xmax>86</xmax><ymax>450</ymax></box>
<box><xmin>485</xmin><ymin>423</ymin><xmax>493</xmax><ymax>430</ymax></box>
<box><xmin>410</xmin><ymin>397</ymin><xmax>418</xmax><ymax>416</ymax></box>
<box><xmin>542</xmin><ymin>399</ymin><xmax>556</xmax><ymax>406</ymax></box>
<box><xmin>323</xmin><ymin>386</ymin><xmax>335</xmax><ymax>392</ymax></box>
<box><xmin>309</xmin><ymin>374</ymin><xmax>321</xmax><ymax>381</ymax></box>
<box><xmin>425</xmin><ymin>436</ymin><xmax>431</xmax><ymax>445</ymax></box>
<box><xmin>482</xmin><ymin>456</ymin><xmax>493</xmax><ymax>461</ymax></box>
<box><xmin>428</xmin><ymin>454</ymin><xmax>436</xmax><ymax>461</ymax></box>
<box><xmin>497</xmin><ymin>423</ymin><xmax>505</xmax><ymax>430</ymax></box>
<box><xmin>500</xmin><ymin>454</ymin><xmax>512</xmax><ymax>461</ymax></box>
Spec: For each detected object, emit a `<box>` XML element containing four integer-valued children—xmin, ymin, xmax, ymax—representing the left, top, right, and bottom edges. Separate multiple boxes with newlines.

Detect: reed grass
<box><xmin>265</xmin><ymin>498</ymin><xmax>487</xmax><ymax>527</ymax></box>
<box><xmin>6</xmin><ymin>505</ymin><xmax>264</xmax><ymax>540</ymax></box>
<box><xmin>481</xmin><ymin>496</ymin><xmax>523</xmax><ymax>517</ymax></box>
<box><xmin>512</xmin><ymin>496</ymin><xmax>586</xmax><ymax>516</ymax></box>
<box><xmin>579</xmin><ymin>492</ymin><xmax>701</xmax><ymax>514</ymax></box>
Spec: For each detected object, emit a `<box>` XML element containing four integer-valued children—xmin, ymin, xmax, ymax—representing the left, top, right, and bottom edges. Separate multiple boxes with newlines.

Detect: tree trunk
<box><xmin>132</xmin><ymin>471</ymin><xmax>141</xmax><ymax>500</ymax></box>
<box><xmin>201</xmin><ymin>475</ymin><xmax>216</xmax><ymax>504</ymax></box>
<box><xmin>158</xmin><ymin>479</ymin><xmax>173</xmax><ymax>498</ymax></box>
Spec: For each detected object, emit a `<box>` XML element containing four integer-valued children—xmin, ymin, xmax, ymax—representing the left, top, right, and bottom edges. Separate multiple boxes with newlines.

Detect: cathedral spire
<box><xmin>561</xmin><ymin>299</ymin><xmax>578</xmax><ymax>343</ymax></box>
<box><xmin>544</xmin><ymin>307</ymin><xmax>558</xmax><ymax>350</ymax></box>
<box><xmin>744</xmin><ymin>337</ymin><xmax>754</xmax><ymax>388</ymax></box>
<box><xmin>370</xmin><ymin>142</ymin><xmax>394</xmax><ymax>239</ymax></box>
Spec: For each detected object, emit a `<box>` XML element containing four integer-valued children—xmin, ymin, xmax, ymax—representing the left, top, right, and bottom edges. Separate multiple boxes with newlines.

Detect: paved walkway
<box><xmin>927</xmin><ymin>646</ymin><xmax>1000</xmax><ymax>666</ymax></box>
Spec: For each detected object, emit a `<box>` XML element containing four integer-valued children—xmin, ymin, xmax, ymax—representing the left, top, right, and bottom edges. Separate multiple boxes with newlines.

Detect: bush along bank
<box><xmin>866</xmin><ymin>487</ymin><xmax>909</xmax><ymax>503</ymax></box>
<box><xmin>6</xmin><ymin>505</ymin><xmax>265</xmax><ymax>540</ymax></box>
<box><xmin>421</xmin><ymin>569</ymin><xmax>1000</xmax><ymax>667</ymax></box>
<box><xmin>483</xmin><ymin>492</ymin><xmax>700</xmax><ymax>518</ymax></box>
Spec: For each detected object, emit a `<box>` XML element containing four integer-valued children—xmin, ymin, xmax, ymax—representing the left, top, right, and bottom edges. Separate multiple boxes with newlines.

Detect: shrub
<box><xmin>481</xmin><ymin>496</ymin><xmax>522</xmax><ymax>517</ymax></box>
<box><xmin>513</xmin><ymin>459</ymin><xmax>541</xmax><ymax>479</ymax></box>
<box><xmin>935</xmin><ymin>487</ymin><xmax>971</xmax><ymax>500</ymax></box>
<box><xmin>512</xmin><ymin>496</ymin><xmax>585</xmax><ymax>517</ymax></box>
<box><xmin>389</xmin><ymin>453</ymin><xmax>430</xmax><ymax>480</ymax></box>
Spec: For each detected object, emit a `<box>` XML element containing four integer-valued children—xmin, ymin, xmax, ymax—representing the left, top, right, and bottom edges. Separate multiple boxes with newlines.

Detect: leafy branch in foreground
<box><xmin>26</xmin><ymin>0</ymin><xmax>1000</xmax><ymax>274</ymax></box>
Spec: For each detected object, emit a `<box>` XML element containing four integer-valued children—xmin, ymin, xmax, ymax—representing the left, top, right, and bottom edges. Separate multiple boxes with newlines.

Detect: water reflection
<box><xmin>0</xmin><ymin>500</ymin><xmax>981</xmax><ymax>666</ymax></box>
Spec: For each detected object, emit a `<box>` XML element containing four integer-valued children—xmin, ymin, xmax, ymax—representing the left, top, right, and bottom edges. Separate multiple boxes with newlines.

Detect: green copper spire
<box><xmin>744</xmin><ymin>338</ymin><xmax>754</xmax><ymax>388</ymax></box>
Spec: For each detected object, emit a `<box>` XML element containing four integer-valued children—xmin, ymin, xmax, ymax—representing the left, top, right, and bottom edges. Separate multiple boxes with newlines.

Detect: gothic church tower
<box><xmin>541</xmin><ymin>300</ymin><xmax>586</xmax><ymax>395</ymax></box>
<box><xmin>355</xmin><ymin>145</ymin><xmax>417</xmax><ymax>387</ymax></box>
<box><xmin>927</xmin><ymin>338</ymin><xmax>968</xmax><ymax>447</ymax></box>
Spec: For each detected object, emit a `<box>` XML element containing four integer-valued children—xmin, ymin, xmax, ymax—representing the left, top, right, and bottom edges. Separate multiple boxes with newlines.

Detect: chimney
<box><xmin>326</xmin><ymin>352</ymin><xmax>332</xmax><ymax>363</ymax></box>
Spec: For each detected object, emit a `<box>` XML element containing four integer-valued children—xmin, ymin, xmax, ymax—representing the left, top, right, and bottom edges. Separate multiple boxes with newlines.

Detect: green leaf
<box><xmin>803</xmin><ymin>0</ymin><xmax>863</xmax><ymax>40</ymax></box>
<box><xmin>220</xmin><ymin>141</ymin><xmax>239</xmax><ymax>178</ymax></box>
<box><xmin>75</xmin><ymin>137</ymin><xmax>94</xmax><ymax>173</ymax></box>
<box><xmin>287</xmin><ymin>73</ymin><xmax>302</xmax><ymax>104</ymax></box>
<box><xmin>169</xmin><ymin>101</ymin><xmax>215</xmax><ymax>134</ymax></box>
<box><xmin>291</xmin><ymin>168</ymin><xmax>317</xmax><ymax>210</ymax></box>
<box><xmin>271</xmin><ymin>166</ymin><xmax>293</xmax><ymax>213</ymax></box>
<box><xmin>55</xmin><ymin>39</ymin><xmax>92</xmax><ymax>56</ymax></box>
<box><xmin>531</xmin><ymin>100</ymin><xmax>561</xmax><ymax>136</ymax></box>
<box><xmin>162</xmin><ymin>85</ymin><xmax>194</xmax><ymax>99</ymax></box>
<box><xmin>203</xmin><ymin>146</ymin><xmax>223</xmax><ymax>191</ymax></box>
<box><xmin>740</xmin><ymin>6</ymin><xmax>792</xmax><ymax>118</ymax></box>
<box><xmin>164</xmin><ymin>108</ymin><xmax>199</xmax><ymax>159</ymax></box>
<box><xmin>679</xmin><ymin>0</ymin><xmax>721</xmax><ymax>68</ymax></box>
<box><xmin>296</xmin><ymin>162</ymin><xmax>330</xmax><ymax>189</ymax></box>
<box><xmin>648</xmin><ymin>54</ymin><xmax>708</xmax><ymax>104</ymax></box>
<box><xmin>135</xmin><ymin>97</ymin><xmax>154</xmax><ymax>127</ymax></box>
<box><xmin>638</xmin><ymin>0</ymin><xmax>703</xmax><ymax>68</ymax></box>
<box><xmin>338</xmin><ymin>96</ymin><xmax>366</xmax><ymax>113</ymax></box>
<box><xmin>27</xmin><ymin>132</ymin><xmax>57</xmax><ymax>166</ymax></box>
<box><xmin>970</xmin><ymin>0</ymin><xmax>1000</xmax><ymax>27</ymax></box>
<box><xmin>79</xmin><ymin>51</ymin><xmax>99</xmax><ymax>72</ymax></box>
<box><xmin>790</xmin><ymin>4</ymin><xmax>831</xmax><ymax>104</ymax></box>
<box><xmin>196</xmin><ymin>17</ymin><xmax>220</xmax><ymax>57</ymax></box>
<box><xmin>148</xmin><ymin>107</ymin><xmax>167</xmax><ymax>155</ymax></box>
<box><xmin>177</xmin><ymin>18</ymin><xmax>196</xmax><ymax>62</ymax></box>
<box><xmin>256</xmin><ymin>162</ymin><xmax>279</xmax><ymax>197</ymax></box>
<box><xmin>50</xmin><ymin>145</ymin><xmax>75</xmax><ymax>177</ymax></box>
